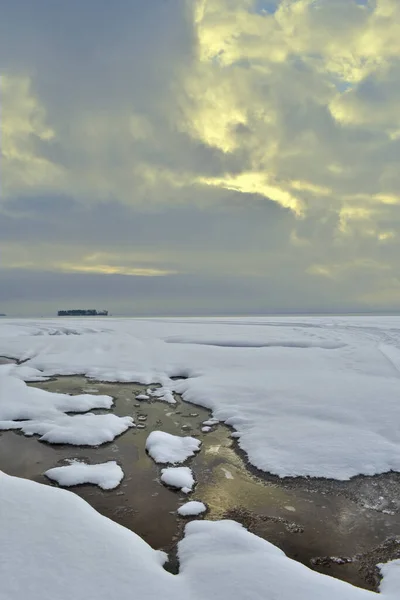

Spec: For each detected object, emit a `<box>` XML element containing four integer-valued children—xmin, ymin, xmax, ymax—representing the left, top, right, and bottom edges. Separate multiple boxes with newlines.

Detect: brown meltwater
<box><xmin>1</xmin><ymin>376</ymin><xmax>399</xmax><ymax>591</ymax></box>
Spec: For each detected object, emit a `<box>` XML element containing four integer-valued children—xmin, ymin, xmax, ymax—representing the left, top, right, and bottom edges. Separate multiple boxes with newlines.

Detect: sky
<box><xmin>1</xmin><ymin>0</ymin><xmax>400</xmax><ymax>316</ymax></box>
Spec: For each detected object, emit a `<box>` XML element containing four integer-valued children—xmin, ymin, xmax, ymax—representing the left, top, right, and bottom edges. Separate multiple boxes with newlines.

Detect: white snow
<box><xmin>1</xmin><ymin>411</ymin><xmax>133</xmax><ymax>446</ymax></box>
<box><xmin>2</xmin><ymin>316</ymin><xmax>400</xmax><ymax>478</ymax></box>
<box><xmin>0</xmin><ymin>372</ymin><xmax>113</xmax><ymax>420</ymax></box>
<box><xmin>160</xmin><ymin>466</ymin><xmax>195</xmax><ymax>493</ymax></box>
<box><xmin>0</xmin><ymin>363</ymin><xmax>48</xmax><ymax>382</ymax></box>
<box><xmin>150</xmin><ymin>387</ymin><xmax>176</xmax><ymax>404</ymax></box>
<box><xmin>202</xmin><ymin>419</ymin><xmax>219</xmax><ymax>426</ymax></box>
<box><xmin>0</xmin><ymin>371</ymin><xmax>133</xmax><ymax>445</ymax></box>
<box><xmin>136</xmin><ymin>394</ymin><xmax>149</xmax><ymax>400</ymax></box>
<box><xmin>45</xmin><ymin>460</ymin><xmax>124</xmax><ymax>489</ymax></box>
<box><xmin>146</xmin><ymin>431</ymin><xmax>201</xmax><ymax>464</ymax></box>
<box><xmin>201</xmin><ymin>426</ymin><xmax>211</xmax><ymax>432</ymax></box>
<box><xmin>178</xmin><ymin>520</ymin><xmax>400</xmax><ymax>600</ymax></box>
<box><xmin>1</xmin><ymin>471</ymin><xmax>399</xmax><ymax>600</ymax></box>
<box><xmin>178</xmin><ymin>501</ymin><xmax>207</xmax><ymax>516</ymax></box>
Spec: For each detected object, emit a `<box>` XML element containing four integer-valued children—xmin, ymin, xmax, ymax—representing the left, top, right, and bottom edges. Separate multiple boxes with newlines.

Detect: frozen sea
<box><xmin>1</xmin><ymin>316</ymin><xmax>400</xmax><ymax>599</ymax></box>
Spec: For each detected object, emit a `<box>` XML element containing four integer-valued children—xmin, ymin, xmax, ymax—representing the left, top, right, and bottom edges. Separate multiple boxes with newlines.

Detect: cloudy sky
<box><xmin>1</xmin><ymin>0</ymin><xmax>400</xmax><ymax>316</ymax></box>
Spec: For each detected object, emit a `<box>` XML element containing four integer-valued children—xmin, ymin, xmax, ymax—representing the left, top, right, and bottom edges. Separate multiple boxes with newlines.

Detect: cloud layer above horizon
<box><xmin>2</xmin><ymin>0</ymin><xmax>400</xmax><ymax>315</ymax></box>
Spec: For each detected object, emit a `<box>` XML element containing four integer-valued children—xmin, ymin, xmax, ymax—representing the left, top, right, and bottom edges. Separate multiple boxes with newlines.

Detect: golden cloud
<box><xmin>1</xmin><ymin>245</ymin><xmax>178</xmax><ymax>276</ymax></box>
<box><xmin>58</xmin><ymin>263</ymin><xmax>177</xmax><ymax>276</ymax></box>
<box><xmin>197</xmin><ymin>172</ymin><xmax>304</xmax><ymax>215</ymax></box>
<box><xmin>3</xmin><ymin>0</ymin><xmax>400</xmax><ymax>244</ymax></box>
<box><xmin>307</xmin><ymin>258</ymin><xmax>391</xmax><ymax>280</ymax></box>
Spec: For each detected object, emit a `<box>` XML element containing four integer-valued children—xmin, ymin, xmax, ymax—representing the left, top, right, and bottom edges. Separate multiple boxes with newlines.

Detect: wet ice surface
<box><xmin>1</xmin><ymin>376</ymin><xmax>400</xmax><ymax>591</ymax></box>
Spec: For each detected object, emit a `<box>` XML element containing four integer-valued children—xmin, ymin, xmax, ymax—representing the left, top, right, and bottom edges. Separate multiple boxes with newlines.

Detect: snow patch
<box><xmin>178</xmin><ymin>501</ymin><xmax>206</xmax><ymax>516</ymax></box>
<box><xmin>146</xmin><ymin>431</ymin><xmax>201</xmax><ymax>464</ymax></box>
<box><xmin>202</xmin><ymin>418</ymin><xmax>219</xmax><ymax>426</ymax></box>
<box><xmin>4</xmin><ymin>413</ymin><xmax>135</xmax><ymax>446</ymax></box>
<box><xmin>45</xmin><ymin>460</ymin><xmax>124</xmax><ymax>489</ymax></box>
<box><xmin>0</xmin><ymin>374</ymin><xmax>133</xmax><ymax>445</ymax></box>
<box><xmin>160</xmin><ymin>467</ymin><xmax>195</xmax><ymax>493</ymax></box>
<box><xmin>150</xmin><ymin>387</ymin><xmax>176</xmax><ymax>404</ymax></box>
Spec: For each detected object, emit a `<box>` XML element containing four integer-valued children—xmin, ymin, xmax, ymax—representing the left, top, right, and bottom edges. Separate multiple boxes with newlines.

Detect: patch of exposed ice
<box><xmin>221</xmin><ymin>467</ymin><xmax>234</xmax><ymax>480</ymax></box>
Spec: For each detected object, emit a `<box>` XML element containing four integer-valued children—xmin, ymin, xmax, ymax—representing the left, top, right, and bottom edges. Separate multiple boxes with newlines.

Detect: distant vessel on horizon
<box><xmin>57</xmin><ymin>309</ymin><xmax>109</xmax><ymax>317</ymax></box>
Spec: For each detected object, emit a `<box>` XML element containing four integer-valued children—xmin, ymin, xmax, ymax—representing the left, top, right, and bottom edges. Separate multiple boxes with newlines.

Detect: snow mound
<box><xmin>0</xmin><ymin>363</ymin><xmax>48</xmax><ymax>382</ymax></box>
<box><xmin>150</xmin><ymin>387</ymin><xmax>176</xmax><ymax>404</ymax></box>
<box><xmin>0</xmin><ymin>373</ymin><xmax>133</xmax><ymax>446</ymax></box>
<box><xmin>1</xmin><ymin>413</ymin><xmax>134</xmax><ymax>446</ymax></box>
<box><xmin>202</xmin><ymin>419</ymin><xmax>219</xmax><ymax>426</ymax></box>
<box><xmin>161</xmin><ymin>467</ymin><xmax>195</xmax><ymax>493</ymax></box>
<box><xmin>45</xmin><ymin>461</ymin><xmax>124</xmax><ymax>489</ymax></box>
<box><xmin>179</xmin><ymin>520</ymin><xmax>400</xmax><ymax>600</ymax></box>
<box><xmin>1</xmin><ymin>471</ymin><xmax>399</xmax><ymax>600</ymax></box>
<box><xmin>146</xmin><ymin>431</ymin><xmax>201</xmax><ymax>464</ymax></box>
<box><xmin>0</xmin><ymin>374</ymin><xmax>113</xmax><ymax>421</ymax></box>
<box><xmin>178</xmin><ymin>501</ymin><xmax>206</xmax><ymax>516</ymax></box>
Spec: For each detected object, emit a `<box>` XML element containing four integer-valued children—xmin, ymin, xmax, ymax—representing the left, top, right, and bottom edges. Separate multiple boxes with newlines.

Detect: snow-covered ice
<box><xmin>136</xmin><ymin>394</ymin><xmax>149</xmax><ymax>400</ymax></box>
<box><xmin>201</xmin><ymin>426</ymin><xmax>211</xmax><ymax>433</ymax></box>
<box><xmin>161</xmin><ymin>466</ymin><xmax>195</xmax><ymax>493</ymax></box>
<box><xmin>0</xmin><ymin>372</ymin><xmax>113</xmax><ymax>420</ymax></box>
<box><xmin>178</xmin><ymin>520</ymin><xmax>400</xmax><ymax>600</ymax></box>
<box><xmin>1</xmin><ymin>471</ymin><xmax>399</xmax><ymax>600</ymax></box>
<box><xmin>0</xmin><ymin>363</ymin><xmax>48</xmax><ymax>382</ymax></box>
<box><xmin>45</xmin><ymin>460</ymin><xmax>124</xmax><ymax>489</ymax></box>
<box><xmin>202</xmin><ymin>419</ymin><xmax>219</xmax><ymax>426</ymax></box>
<box><xmin>0</xmin><ymin>370</ymin><xmax>133</xmax><ymax>445</ymax></box>
<box><xmin>178</xmin><ymin>501</ymin><xmax>207</xmax><ymax>516</ymax></box>
<box><xmin>1</xmin><ymin>412</ymin><xmax>134</xmax><ymax>446</ymax></box>
<box><xmin>146</xmin><ymin>431</ymin><xmax>201</xmax><ymax>464</ymax></box>
<box><xmin>2</xmin><ymin>316</ymin><xmax>400</xmax><ymax>478</ymax></box>
<box><xmin>150</xmin><ymin>387</ymin><xmax>176</xmax><ymax>404</ymax></box>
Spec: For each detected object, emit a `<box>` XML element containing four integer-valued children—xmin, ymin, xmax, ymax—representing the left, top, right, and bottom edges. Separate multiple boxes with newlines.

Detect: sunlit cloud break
<box><xmin>2</xmin><ymin>0</ymin><xmax>400</xmax><ymax>314</ymax></box>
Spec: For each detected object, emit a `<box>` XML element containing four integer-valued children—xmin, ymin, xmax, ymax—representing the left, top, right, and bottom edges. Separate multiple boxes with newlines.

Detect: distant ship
<box><xmin>0</xmin><ymin>313</ymin><xmax>6</xmax><ymax>317</ymax></box>
<box><xmin>57</xmin><ymin>309</ymin><xmax>109</xmax><ymax>317</ymax></box>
